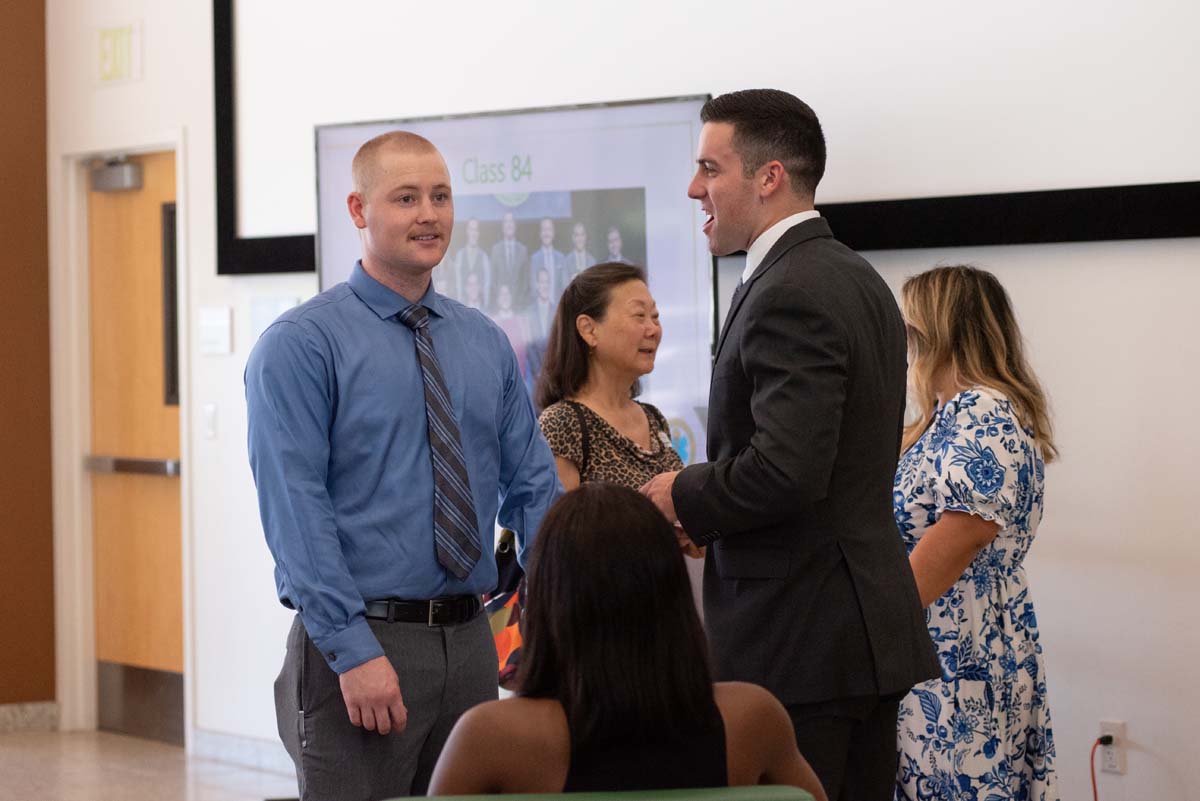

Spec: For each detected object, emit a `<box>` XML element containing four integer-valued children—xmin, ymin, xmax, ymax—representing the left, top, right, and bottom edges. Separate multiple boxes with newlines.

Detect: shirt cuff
<box><xmin>310</xmin><ymin>617</ymin><xmax>384</xmax><ymax>674</ymax></box>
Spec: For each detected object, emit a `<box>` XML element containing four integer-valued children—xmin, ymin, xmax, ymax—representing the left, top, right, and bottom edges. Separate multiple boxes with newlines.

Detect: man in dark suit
<box><xmin>491</xmin><ymin>212</ymin><xmax>529</xmax><ymax>310</ymax></box>
<box><xmin>642</xmin><ymin>89</ymin><xmax>938</xmax><ymax>801</ymax></box>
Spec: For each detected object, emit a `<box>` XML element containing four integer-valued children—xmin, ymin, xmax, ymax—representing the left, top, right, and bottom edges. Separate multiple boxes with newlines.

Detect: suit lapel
<box><xmin>714</xmin><ymin>280</ymin><xmax>749</xmax><ymax>361</ymax></box>
<box><xmin>712</xmin><ymin>217</ymin><xmax>834</xmax><ymax>365</ymax></box>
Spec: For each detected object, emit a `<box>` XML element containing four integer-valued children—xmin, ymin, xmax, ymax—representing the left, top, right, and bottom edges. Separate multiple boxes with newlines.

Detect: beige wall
<box><xmin>0</xmin><ymin>0</ymin><xmax>54</xmax><ymax>704</ymax></box>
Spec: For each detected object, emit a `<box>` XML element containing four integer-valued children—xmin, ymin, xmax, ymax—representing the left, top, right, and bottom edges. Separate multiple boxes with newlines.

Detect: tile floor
<box><xmin>0</xmin><ymin>731</ymin><xmax>298</xmax><ymax>801</ymax></box>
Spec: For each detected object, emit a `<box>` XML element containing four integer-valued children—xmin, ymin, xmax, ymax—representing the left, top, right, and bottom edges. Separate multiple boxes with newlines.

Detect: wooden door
<box><xmin>87</xmin><ymin>151</ymin><xmax>183</xmax><ymax>744</ymax></box>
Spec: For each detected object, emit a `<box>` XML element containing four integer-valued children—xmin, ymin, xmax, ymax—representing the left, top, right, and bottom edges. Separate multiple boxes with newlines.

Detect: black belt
<box><xmin>364</xmin><ymin>595</ymin><xmax>481</xmax><ymax>626</ymax></box>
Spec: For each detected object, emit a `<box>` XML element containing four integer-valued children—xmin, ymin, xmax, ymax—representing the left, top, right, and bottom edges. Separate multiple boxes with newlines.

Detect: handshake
<box><xmin>640</xmin><ymin>469</ymin><xmax>704</xmax><ymax>559</ymax></box>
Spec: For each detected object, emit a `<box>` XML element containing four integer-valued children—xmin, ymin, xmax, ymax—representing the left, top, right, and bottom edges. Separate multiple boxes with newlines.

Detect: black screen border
<box><xmin>213</xmin><ymin>0</ymin><xmax>1199</xmax><ymax>275</ymax></box>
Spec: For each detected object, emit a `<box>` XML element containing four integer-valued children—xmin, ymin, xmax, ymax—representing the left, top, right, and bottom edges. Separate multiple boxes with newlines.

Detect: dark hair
<box><xmin>517</xmin><ymin>483</ymin><xmax>715</xmax><ymax>747</ymax></box>
<box><xmin>701</xmin><ymin>89</ymin><xmax>826</xmax><ymax>196</ymax></box>
<box><xmin>534</xmin><ymin>262</ymin><xmax>647</xmax><ymax>411</ymax></box>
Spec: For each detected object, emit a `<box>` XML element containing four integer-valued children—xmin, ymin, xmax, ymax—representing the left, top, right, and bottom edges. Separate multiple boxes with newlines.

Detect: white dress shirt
<box><xmin>742</xmin><ymin>209</ymin><xmax>821</xmax><ymax>284</ymax></box>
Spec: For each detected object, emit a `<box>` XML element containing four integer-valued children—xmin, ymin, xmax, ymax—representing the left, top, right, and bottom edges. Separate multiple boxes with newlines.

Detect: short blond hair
<box><xmin>351</xmin><ymin>131</ymin><xmax>439</xmax><ymax>195</ymax></box>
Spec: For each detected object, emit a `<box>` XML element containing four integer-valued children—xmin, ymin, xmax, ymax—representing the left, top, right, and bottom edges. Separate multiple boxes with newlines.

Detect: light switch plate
<box><xmin>198</xmin><ymin>306</ymin><xmax>232</xmax><ymax>355</ymax></box>
<box><xmin>202</xmin><ymin>403</ymin><xmax>218</xmax><ymax>440</ymax></box>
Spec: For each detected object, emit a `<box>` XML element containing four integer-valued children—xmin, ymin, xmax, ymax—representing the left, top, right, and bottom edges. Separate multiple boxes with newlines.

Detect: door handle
<box><xmin>85</xmin><ymin>455</ymin><xmax>181</xmax><ymax>477</ymax></box>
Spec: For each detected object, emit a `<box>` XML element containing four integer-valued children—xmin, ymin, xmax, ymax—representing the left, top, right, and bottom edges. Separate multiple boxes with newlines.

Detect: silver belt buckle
<box><xmin>427</xmin><ymin>599</ymin><xmax>443</xmax><ymax>626</ymax></box>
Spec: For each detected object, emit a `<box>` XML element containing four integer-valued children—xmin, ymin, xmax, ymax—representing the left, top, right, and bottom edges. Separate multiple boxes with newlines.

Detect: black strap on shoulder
<box><xmin>570</xmin><ymin>401</ymin><xmax>591</xmax><ymax>479</ymax></box>
<box><xmin>641</xmin><ymin>402</ymin><xmax>669</xmax><ymax>448</ymax></box>
<box><xmin>644</xmin><ymin>402</ymin><xmax>667</xmax><ymax>435</ymax></box>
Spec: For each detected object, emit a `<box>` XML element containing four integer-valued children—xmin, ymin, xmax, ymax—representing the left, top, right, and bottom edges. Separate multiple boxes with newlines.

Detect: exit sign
<box><xmin>98</xmin><ymin>23</ymin><xmax>142</xmax><ymax>84</ymax></box>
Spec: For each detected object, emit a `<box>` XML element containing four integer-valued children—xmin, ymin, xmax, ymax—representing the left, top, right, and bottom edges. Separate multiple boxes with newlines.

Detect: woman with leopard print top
<box><xmin>534</xmin><ymin>262</ymin><xmax>683</xmax><ymax>492</ymax></box>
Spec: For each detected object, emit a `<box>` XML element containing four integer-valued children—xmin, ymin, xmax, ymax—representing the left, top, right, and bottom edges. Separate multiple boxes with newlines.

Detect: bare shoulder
<box><xmin>714</xmin><ymin>681</ymin><xmax>787</xmax><ymax>720</ymax></box>
<box><xmin>714</xmin><ymin>683</ymin><xmax>794</xmax><ymax>766</ymax></box>
<box><xmin>715</xmin><ymin>682</ymin><xmax>827</xmax><ymax>800</ymax></box>
<box><xmin>429</xmin><ymin>697</ymin><xmax>570</xmax><ymax>795</ymax></box>
<box><xmin>455</xmin><ymin>696</ymin><xmax>568</xmax><ymax>747</ymax></box>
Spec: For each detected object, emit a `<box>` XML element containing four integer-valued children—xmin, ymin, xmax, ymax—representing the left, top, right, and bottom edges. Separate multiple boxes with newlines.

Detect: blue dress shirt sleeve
<box><xmin>493</xmin><ymin>335</ymin><xmax>562</xmax><ymax>565</ymax></box>
<box><xmin>245</xmin><ymin>320</ymin><xmax>384</xmax><ymax>673</ymax></box>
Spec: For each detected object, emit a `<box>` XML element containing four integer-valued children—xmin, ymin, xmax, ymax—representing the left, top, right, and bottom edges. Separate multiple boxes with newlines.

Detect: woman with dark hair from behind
<box><xmin>894</xmin><ymin>265</ymin><xmax>1059</xmax><ymax>800</ymax></box>
<box><xmin>428</xmin><ymin>483</ymin><xmax>826</xmax><ymax>797</ymax></box>
<box><xmin>535</xmin><ymin>262</ymin><xmax>683</xmax><ymax>493</ymax></box>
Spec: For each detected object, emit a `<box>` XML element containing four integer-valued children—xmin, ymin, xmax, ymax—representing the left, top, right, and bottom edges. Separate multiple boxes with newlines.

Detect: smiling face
<box><xmin>540</xmin><ymin>218</ymin><xmax>555</xmax><ymax>247</ymax></box>
<box><xmin>572</xmin><ymin>223</ymin><xmax>587</xmax><ymax>252</ymax></box>
<box><xmin>582</xmin><ymin>279</ymin><xmax>662</xmax><ymax>378</ymax></box>
<box><xmin>348</xmin><ymin>145</ymin><xmax>453</xmax><ymax>278</ymax></box>
<box><xmin>687</xmin><ymin>121</ymin><xmax>760</xmax><ymax>256</ymax></box>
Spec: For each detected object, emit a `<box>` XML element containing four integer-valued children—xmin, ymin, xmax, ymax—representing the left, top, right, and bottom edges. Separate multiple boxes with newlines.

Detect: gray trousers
<box><xmin>274</xmin><ymin>612</ymin><xmax>498</xmax><ymax>801</ymax></box>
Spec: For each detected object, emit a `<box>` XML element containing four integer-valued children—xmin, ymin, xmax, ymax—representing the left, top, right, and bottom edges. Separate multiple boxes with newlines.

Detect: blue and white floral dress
<box><xmin>893</xmin><ymin>388</ymin><xmax>1059</xmax><ymax>801</ymax></box>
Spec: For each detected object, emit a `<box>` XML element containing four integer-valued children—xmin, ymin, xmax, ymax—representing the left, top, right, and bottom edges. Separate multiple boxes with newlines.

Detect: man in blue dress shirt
<box><xmin>246</xmin><ymin>131</ymin><xmax>561</xmax><ymax>800</ymax></box>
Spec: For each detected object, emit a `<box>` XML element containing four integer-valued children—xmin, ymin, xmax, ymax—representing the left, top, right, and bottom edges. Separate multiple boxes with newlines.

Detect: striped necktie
<box><xmin>397</xmin><ymin>304</ymin><xmax>481</xmax><ymax>580</ymax></box>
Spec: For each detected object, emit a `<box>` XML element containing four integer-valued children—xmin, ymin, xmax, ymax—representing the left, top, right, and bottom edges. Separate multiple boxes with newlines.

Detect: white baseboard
<box><xmin>0</xmin><ymin>702</ymin><xmax>58</xmax><ymax>732</ymax></box>
<box><xmin>190</xmin><ymin>728</ymin><xmax>296</xmax><ymax>777</ymax></box>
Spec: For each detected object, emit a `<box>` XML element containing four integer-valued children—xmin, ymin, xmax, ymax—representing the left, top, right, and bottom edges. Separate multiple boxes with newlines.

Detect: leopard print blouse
<box><xmin>538</xmin><ymin>400</ymin><xmax>683</xmax><ymax>489</ymax></box>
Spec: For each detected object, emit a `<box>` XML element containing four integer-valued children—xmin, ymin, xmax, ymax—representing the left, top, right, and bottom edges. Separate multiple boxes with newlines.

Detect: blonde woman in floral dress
<box><xmin>893</xmin><ymin>265</ymin><xmax>1060</xmax><ymax>801</ymax></box>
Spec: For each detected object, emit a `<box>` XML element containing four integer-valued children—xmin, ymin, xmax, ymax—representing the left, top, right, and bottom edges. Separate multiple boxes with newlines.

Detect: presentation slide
<box><xmin>315</xmin><ymin>96</ymin><xmax>712</xmax><ymax>465</ymax></box>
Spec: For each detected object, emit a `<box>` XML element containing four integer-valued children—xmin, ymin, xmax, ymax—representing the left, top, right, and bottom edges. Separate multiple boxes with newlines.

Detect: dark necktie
<box><xmin>718</xmin><ymin>278</ymin><xmax>746</xmax><ymax>348</ymax></box>
<box><xmin>397</xmin><ymin>304</ymin><xmax>481</xmax><ymax>579</ymax></box>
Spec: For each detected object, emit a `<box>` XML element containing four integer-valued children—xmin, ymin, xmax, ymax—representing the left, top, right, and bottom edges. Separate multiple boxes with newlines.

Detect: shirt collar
<box><xmin>348</xmin><ymin>260</ymin><xmax>447</xmax><ymax>320</ymax></box>
<box><xmin>742</xmin><ymin>209</ymin><xmax>821</xmax><ymax>283</ymax></box>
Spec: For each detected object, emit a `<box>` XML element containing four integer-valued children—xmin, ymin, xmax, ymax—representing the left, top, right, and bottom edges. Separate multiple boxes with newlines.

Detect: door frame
<box><xmin>49</xmin><ymin>129</ymin><xmax>195</xmax><ymax>746</ymax></box>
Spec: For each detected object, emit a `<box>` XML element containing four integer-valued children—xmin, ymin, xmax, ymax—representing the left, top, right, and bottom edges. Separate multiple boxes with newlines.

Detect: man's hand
<box><xmin>338</xmin><ymin>655</ymin><xmax>407</xmax><ymax>735</ymax></box>
<box><xmin>674</xmin><ymin>523</ymin><xmax>705</xmax><ymax>559</ymax></box>
<box><xmin>640</xmin><ymin>470</ymin><xmax>680</xmax><ymax>523</ymax></box>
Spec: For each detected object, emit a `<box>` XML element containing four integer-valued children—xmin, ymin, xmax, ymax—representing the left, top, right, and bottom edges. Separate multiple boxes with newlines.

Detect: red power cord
<box><xmin>1091</xmin><ymin>735</ymin><xmax>1114</xmax><ymax>801</ymax></box>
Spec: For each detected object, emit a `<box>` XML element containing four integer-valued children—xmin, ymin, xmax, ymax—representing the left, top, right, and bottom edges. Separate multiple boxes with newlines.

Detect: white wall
<box><xmin>234</xmin><ymin>0</ymin><xmax>1200</xmax><ymax>237</ymax></box>
<box><xmin>873</xmin><ymin>240</ymin><xmax>1200</xmax><ymax>801</ymax></box>
<box><xmin>45</xmin><ymin>1</ymin><xmax>1199</xmax><ymax>798</ymax></box>
<box><xmin>45</xmin><ymin>0</ymin><xmax>316</xmax><ymax>762</ymax></box>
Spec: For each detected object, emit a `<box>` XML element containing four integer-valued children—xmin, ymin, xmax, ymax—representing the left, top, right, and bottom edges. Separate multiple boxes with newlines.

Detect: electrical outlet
<box><xmin>1100</xmin><ymin>720</ymin><xmax>1127</xmax><ymax>774</ymax></box>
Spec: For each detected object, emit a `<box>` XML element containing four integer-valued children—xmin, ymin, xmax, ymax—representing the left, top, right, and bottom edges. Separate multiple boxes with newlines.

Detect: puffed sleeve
<box><xmin>538</xmin><ymin>401</ymin><xmax>585</xmax><ymax>468</ymax></box>
<box><xmin>927</xmin><ymin>389</ymin><xmax>1034</xmax><ymax>530</ymax></box>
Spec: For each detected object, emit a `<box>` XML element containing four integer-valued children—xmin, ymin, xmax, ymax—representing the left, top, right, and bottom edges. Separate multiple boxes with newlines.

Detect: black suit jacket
<box><xmin>673</xmin><ymin>217</ymin><xmax>939</xmax><ymax>705</ymax></box>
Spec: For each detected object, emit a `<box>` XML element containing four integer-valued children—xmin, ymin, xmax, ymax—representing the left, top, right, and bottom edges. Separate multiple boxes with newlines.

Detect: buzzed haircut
<box><xmin>351</xmin><ymin>130</ymin><xmax>439</xmax><ymax>194</ymax></box>
<box><xmin>700</xmin><ymin>89</ymin><xmax>826</xmax><ymax>197</ymax></box>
